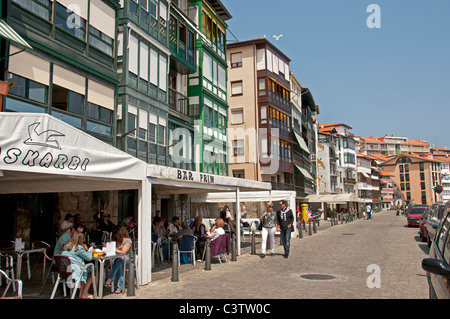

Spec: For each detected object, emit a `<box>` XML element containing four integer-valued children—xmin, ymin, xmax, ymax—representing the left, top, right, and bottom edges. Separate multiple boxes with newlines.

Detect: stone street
<box><xmin>109</xmin><ymin>210</ymin><xmax>429</xmax><ymax>300</ymax></box>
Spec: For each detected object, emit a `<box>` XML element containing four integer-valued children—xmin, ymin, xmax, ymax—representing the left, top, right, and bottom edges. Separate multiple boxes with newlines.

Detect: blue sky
<box><xmin>221</xmin><ymin>0</ymin><xmax>450</xmax><ymax>148</ymax></box>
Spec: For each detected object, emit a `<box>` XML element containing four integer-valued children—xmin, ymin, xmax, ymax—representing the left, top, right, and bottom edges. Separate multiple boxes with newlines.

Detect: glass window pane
<box><xmin>99</xmin><ymin>107</ymin><xmax>112</xmax><ymax>124</ymax></box>
<box><xmin>86</xmin><ymin>120</ymin><xmax>112</xmax><ymax>136</ymax></box>
<box><xmin>5</xmin><ymin>97</ymin><xmax>46</xmax><ymax>113</ymax></box>
<box><xmin>28</xmin><ymin>81</ymin><xmax>47</xmax><ymax>104</ymax></box>
<box><xmin>67</xmin><ymin>91</ymin><xmax>83</xmax><ymax>115</ymax></box>
<box><xmin>87</xmin><ymin>103</ymin><xmax>98</xmax><ymax>120</ymax></box>
<box><xmin>8</xmin><ymin>74</ymin><xmax>26</xmax><ymax>98</ymax></box>
<box><xmin>51</xmin><ymin>110</ymin><xmax>82</xmax><ymax>128</ymax></box>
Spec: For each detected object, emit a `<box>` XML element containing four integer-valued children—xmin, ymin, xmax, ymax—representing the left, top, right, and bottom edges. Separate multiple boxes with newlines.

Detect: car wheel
<box><xmin>421</xmin><ymin>231</ymin><xmax>426</xmax><ymax>242</ymax></box>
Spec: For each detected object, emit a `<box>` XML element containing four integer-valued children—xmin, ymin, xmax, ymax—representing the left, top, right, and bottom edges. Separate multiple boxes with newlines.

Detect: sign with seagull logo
<box><xmin>23</xmin><ymin>122</ymin><xmax>65</xmax><ymax>150</ymax></box>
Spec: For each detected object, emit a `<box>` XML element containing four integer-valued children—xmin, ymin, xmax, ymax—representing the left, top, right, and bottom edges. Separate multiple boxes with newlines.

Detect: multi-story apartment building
<box><xmin>117</xmin><ymin>0</ymin><xmax>230</xmax><ymax>176</ymax></box>
<box><xmin>379</xmin><ymin>169</ymin><xmax>395</xmax><ymax>210</ymax></box>
<box><xmin>356</xmin><ymin>153</ymin><xmax>373</xmax><ymax>207</ymax></box>
<box><xmin>319</xmin><ymin>123</ymin><xmax>358</xmax><ymax>196</ymax></box>
<box><xmin>382</xmin><ymin>154</ymin><xmax>442</xmax><ymax>205</ymax></box>
<box><xmin>117</xmin><ymin>0</ymin><xmax>171</xmax><ymax>167</ymax></box>
<box><xmin>317</xmin><ymin>130</ymin><xmax>339</xmax><ymax>194</ymax></box>
<box><xmin>360</xmin><ymin>135</ymin><xmax>430</xmax><ymax>156</ymax></box>
<box><xmin>4</xmin><ymin>0</ymin><xmax>119</xmax><ymax>144</ymax></box>
<box><xmin>187</xmin><ymin>0</ymin><xmax>231</xmax><ymax>176</ymax></box>
<box><xmin>431</xmin><ymin>153</ymin><xmax>450</xmax><ymax>202</ymax></box>
<box><xmin>290</xmin><ymin>73</ymin><xmax>318</xmax><ymax>199</ymax></box>
<box><xmin>1</xmin><ymin>0</ymin><xmax>120</xmax><ymax>242</ymax></box>
<box><xmin>227</xmin><ymin>37</ymin><xmax>293</xmax><ymax>187</ymax></box>
<box><xmin>431</xmin><ymin>147</ymin><xmax>450</xmax><ymax>155</ymax></box>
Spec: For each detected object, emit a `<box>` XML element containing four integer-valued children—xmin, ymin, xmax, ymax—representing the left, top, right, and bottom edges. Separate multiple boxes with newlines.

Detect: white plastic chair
<box><xmin>50</xmin><ymin>255</ymin><xmax>97</xmax><ymax>299</ymax></box>
<box><xmin>0</xmin><ymin>253</ymin><xmax>16</xmax><ymax>292</ymax></box>
<box><xmin>0</xmin><ymin>269</ymin><xmax>22</xmax><ymax>299</ymax></box>
<box><xmin>151</xmin><ymin>236</ymin><xmax>164</xmax><ymax>266</ymax></box>
<box><xmin>177</xmin><ymin>235</ymin><xmax>196</xmax><ymax>266</ymax></box>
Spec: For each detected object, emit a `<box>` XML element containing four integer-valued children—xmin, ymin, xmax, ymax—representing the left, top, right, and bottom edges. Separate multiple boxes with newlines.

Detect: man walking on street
<box><xmin>276</xmin><ymin>200</ymin><xmax>294</xmax><ymax>258</ymax></box>
<box><xmin>366</xmin><ymin>204</ymin><xmax>372</xmax><ymax>220</ymax></box>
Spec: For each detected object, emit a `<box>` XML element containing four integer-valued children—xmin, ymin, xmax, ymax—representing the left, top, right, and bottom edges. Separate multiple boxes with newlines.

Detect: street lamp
<box><xmin>433</xmin><ymin>185</ymin><xmax>443</xmax><ymax>203</ymax></box>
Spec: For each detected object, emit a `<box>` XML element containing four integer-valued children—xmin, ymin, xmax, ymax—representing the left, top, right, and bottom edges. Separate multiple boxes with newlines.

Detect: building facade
<box><xmin>187</xmin><ymin>0</ymin><xmax>231</xmax><ymax>176</ymax></box>
<box><xmin>290</xmin><ymin>73</ymin><xmax>318</xmax><ymax>200</ymax></box>
<box><xmin>227</xmin><ymin>37</ymin><xmax>293</xmax><ymax>188</ymax></box>
<box><xmin>1</xmin><ymin>0</ymin><xmax>120</xmax><ymax>243</ymax></box>
<box><xmin>360</xmin><ymin>135</ymin><xmax>430</xmax><ymax>156</ymax></box>
<box><xmin>4</xmin><ymin>0</ymin><xmax>119</xmax><ymax>145</ymax></box>
<box><xmin>382</xmin><ymin>154</ymin><xmax>442</xmax><ymax>206</ymax></box>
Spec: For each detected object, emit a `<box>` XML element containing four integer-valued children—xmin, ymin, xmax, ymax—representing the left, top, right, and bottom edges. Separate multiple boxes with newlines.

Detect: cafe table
<box><xmin>92</xmin><ymin>253</ymin><xmax>127</xmax><ymax>299</ymax></box>
<box><xmin>0</xmin><ymin>247</ymin><xmax>46</xmax><ymax>281</ymax></box>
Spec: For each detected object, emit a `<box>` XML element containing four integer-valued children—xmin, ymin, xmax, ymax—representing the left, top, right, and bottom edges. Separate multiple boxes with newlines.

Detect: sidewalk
<box><xmin>106</xmin><ymin>213</ymin><xmax>366</xmax><ymax>299</ymax></box>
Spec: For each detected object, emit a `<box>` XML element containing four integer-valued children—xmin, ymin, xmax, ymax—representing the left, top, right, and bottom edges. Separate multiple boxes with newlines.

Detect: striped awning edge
<box><xmin>0</xmin><ymin>19</ymin><xmax>32</xmax><ymax>49</ymax></box>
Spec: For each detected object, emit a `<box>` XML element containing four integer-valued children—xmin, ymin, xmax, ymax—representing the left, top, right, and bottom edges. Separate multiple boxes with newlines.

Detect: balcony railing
<box><xmin>168</xmin><ymin>88</ymin><xmax>189</xmax><ymax>116</ymax></box>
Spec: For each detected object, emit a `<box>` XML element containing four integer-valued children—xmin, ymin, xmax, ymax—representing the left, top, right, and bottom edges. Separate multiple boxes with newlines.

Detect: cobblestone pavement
<box><xmin>107</xmin><ymin>210</ymin><xmax>430</xmax><ymax>300</ymax></box>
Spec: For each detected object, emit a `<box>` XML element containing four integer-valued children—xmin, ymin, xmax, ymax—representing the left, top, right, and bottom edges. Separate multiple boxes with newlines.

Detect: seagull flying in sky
<box><xmin>272</xmin><ymin>34</ymin><xmax>285</xmax><ymax>40</ymax></box>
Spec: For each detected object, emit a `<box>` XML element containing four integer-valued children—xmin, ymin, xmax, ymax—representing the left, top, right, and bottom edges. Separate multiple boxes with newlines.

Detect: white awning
<box><xmin>334</xmin><ymin>193</ymin><xmax>357</xmax><ymax>202</ymax></box>
<box><xmin>295</xmin><ymin>164</ymin><xmax>314</xmax><ymax>180</ymax></box>
<box><xmin>147</xmin><ymin>165</ymin><xmax>271</xmax><ymax>193</ymax></box>
<box><xmin>190</xmin><ymin>190</ymin><xmax>295</xmax><ymax>203</ymax></box>
<box><xmin>294</xmin><ymin>131</ymin><xmax>310</xmax><ymax>154</ymax></box>
<box><xmin>304</xmin><ymin>193</ymin><xmax>356</xmax><ymax>203</ymax></box>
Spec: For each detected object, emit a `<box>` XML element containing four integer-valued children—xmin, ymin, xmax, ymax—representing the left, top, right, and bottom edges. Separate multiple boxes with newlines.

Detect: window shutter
<box><xmin>159</xmin><ymin>55</ymin><xmax>167</xmax><ymax>91</ymax></box>
<box><xmin>231</xmin><ymin>109</ymin><xmax>243</xmax><ymax>124</ymax></box>
<box><xmin>139</xmin><ymin>42</ymin><xmax>149</xmax><ymax>81</ymax></box>
<box><xmin>231</xmin><ymin>81</ymin><xmax>242</xmax><ymax>95</ymax></box>
<box><xmin>150</xmin><ymin>48</ymin><xmax>158</xmax><ymax>86</ymax></box>
<box><xmin>9</xmin><ymin>45</ymin><xmax>50</xmax><ymax>85</ymax></box>
<box><xmin>128</xmin><ymin>34</ymin><xmax>138</xmax><ymax>75</ymax></box>
<box><xmin>89</xmin><ymin>0</ymin><xmax>115</xmax><ymax>38</ymax></box>
<box><xmin>256</xmin><ymin>49</ymin><xmax>265</xmax><ymax>70</ymax></box>
<box><xmin>53</xmin><ymin>65</ymin><xmax>85</xmax><ymax>95</ymax></box>
<box><xmin>87</xmin><ymin>79</ymin><xmax>114</xmax><ymax>111</ymax></box>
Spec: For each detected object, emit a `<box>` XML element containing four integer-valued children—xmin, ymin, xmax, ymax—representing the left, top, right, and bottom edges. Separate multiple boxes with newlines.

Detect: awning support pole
<box><xmin>236</xmin><ymin>187</ymin><xmax>241</xmax><ymax>256</ymax></box>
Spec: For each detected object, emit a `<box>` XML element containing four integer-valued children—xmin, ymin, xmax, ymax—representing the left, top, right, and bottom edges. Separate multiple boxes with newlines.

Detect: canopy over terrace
<box><xmin>304</xmin><ymin>193</ymin><xmax>360</xmax><ymax>215</ymax></box>
<box><xmin>146</xmin><ymin>165</ymin><xmax>272</xmax><ymax>255</ymax></box>
<box><xmin>0</xmin><ymin>113</ymin><xmax>153</xmax><ymax>283</ymax></box>
<box><xmin>0</xmin><ymin>113</ymin><xmax>273</xmax><ymax>283</ymax></box>
<box><xmin>190</xmin><ymin>190</ymin><xmax>297</xmax><ymax>254</ymax></box>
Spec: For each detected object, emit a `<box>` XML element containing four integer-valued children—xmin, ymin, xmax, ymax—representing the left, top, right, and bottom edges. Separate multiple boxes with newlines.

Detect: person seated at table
<box><xmin>55</xmin><ymin>223</ymin><xmax>85</xmax><ymax>255</ymax></box>
<box><xmin>208</xmin><ymin>218</ymin><xmax>225</xmax><ymax>241</ymax></box>
<box><xmin>191</xmin><ymin>216</ymin><xmax>207</xmax><ymax>261</ymax></box>
<box><xmin>219</xmin><ymin>209</ymin><xmax>235</xmax><ymax>234</ymax></box>
<box><xmin>121</xmin><ymin>213</ymin><xmax>136</xmax><ymax>228</ymax></box>
<box><xmin>104</xmin><ymin>226</ymin><xmax>132</xmax><ymax>294</ymax></box>
<box><xmin>93</xmin><ymin>210</ymin><xmax>115</xmax><ymax>233</ymax></box>
<box><xmin>59</xmin><ymin>213</ymin><xmax>73</xmax><ymax>235</ymax></box>
<box><xmin>170</xmin><ymin>220</ymin><xmax>194</xmax><ymax>242</ymax></box>
<box><xmin>73</xmin><ymin>214</ymin><xmax>88</xmax><ymax>234</ymax></box>
<box><xmin>62</xmin><ymin>231</ymin><xmax>95</xmax><ymax>299</ymax></box>
<box><xmin>167</xmin><ymin>216</ymin><xmax>181</xmax><ymax>237</ymax></box>
<box><xmin>152</xmin><ymin>217</ymin><xmax>170</xmax><ymax>260</ymax></box>
<box><xmin>121</xmin><ymin>213</ymin><xmax>137</xmax><ymax>238</ymax></box>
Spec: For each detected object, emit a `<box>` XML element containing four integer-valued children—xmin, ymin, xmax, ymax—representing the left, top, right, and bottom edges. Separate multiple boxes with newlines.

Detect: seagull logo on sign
<box><xmin>23</xmin><ymin>122</ymin><xmax>65</xmax><ymax>150</ymax></box>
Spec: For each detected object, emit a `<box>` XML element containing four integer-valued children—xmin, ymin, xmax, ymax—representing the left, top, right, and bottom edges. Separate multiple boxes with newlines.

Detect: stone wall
<box><xmin>57</xmin><ymin>191</ymin><xmax>119</xmax><ymax>230</ymax></box>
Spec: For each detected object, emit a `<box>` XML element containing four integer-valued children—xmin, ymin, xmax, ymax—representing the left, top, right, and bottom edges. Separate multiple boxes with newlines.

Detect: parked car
<box><xmin>425</xmin><ymin>202</ymin><xmax>447</xmax><ymax>247</ymax></box>
<box><xmin>419</xmin><ymin>208</ymin><xmax>431</xmax><ymax>242</ymax></box>
<box><xmin>405</xmin><ymin>204</ymin><xmax>428</xmax><ymax>218</ymax></box>
<box><xmin>406</xmin><ymin>206</ymin><xmax>429</xmax><ymax>227</ymax></box>
<box><xmin>422</xmin><ymin>206</ymin><xmax>450</xmax><ymax>299</ymax></box>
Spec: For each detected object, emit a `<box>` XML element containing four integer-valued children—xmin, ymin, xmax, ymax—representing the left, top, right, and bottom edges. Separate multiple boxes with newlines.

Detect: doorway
<box><xmin>30</xmin><ymin>193</ymin><xmax>58</xmax><ymax>245</ymax></box>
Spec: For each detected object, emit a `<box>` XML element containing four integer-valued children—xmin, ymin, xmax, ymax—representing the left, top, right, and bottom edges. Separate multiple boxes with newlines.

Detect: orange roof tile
<box><xmin>361</xmin><ymin>137</ymin><xmax>382</xmax><ymax>144</ymax></box>
<box><xmin>409</xmin><ymin>139</ymin><xmax>430</xmax><ymax>146</ymax></box>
